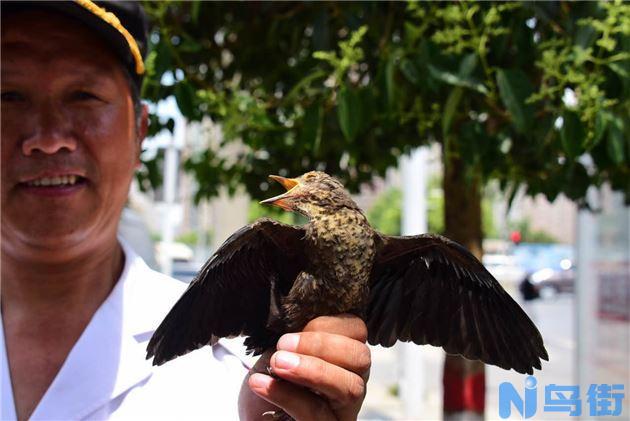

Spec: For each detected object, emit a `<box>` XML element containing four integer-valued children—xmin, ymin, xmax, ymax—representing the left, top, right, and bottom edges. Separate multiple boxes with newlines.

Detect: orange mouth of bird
<box><xmin>260</xmin><ymin>175</ymin><xmax>300</xmax><ymax>211</ymax></box>
<box><xmin>268</xmin><ymin>175</ymin><xmax>299</xmax><ymax>192</ymax></box>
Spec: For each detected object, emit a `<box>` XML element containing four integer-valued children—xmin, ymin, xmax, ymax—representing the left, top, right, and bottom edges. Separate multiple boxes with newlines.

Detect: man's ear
<box><xmin>136</xmin><ymin>104</ymin><xmax>149</xmax><ymax>167</ymax></box>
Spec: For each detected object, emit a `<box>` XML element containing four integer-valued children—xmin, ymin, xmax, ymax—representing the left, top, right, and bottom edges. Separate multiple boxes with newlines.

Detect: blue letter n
<box><xmin>499</xmin><ymin>376</ymin><xmax>537</xmax><ymax>419</ymax></box>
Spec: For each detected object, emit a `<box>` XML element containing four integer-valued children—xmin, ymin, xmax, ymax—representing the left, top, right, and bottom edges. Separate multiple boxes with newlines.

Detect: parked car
<box><xmin>525</xmin><ymin>259</ymin><xmax>575</xmax><ymax>299</ymax></box>
<box><xmin>155</xmin><ymin>241</ymin><xmax>194</xmax><ymax>263</ymax></box>
<box><xmin>172</xmin><ymin>260</ymin><xmax>200</xmax><ymax>283</ymax></box>
<box><xmin>482</xmin><ymin>253</ymin><xmax>527</xmax><ymax>291</ymax></box>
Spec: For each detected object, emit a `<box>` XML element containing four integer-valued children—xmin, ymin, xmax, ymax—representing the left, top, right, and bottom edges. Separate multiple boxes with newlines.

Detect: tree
<box><xmin>142</xmin><ymin>1</ymin><xmax>630</xmax><ymax>417</ymax></box>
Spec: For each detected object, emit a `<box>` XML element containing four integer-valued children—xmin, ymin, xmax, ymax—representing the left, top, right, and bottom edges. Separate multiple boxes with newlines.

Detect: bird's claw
<box><xmin>266</xmin><ymin>364</ymin><xmax>277</xmax><ymax>378</ymax></box>
<box><xmin>262</xmin><ymin>410</ymin><xmax>294</xmax><ymax>421</ymax></box>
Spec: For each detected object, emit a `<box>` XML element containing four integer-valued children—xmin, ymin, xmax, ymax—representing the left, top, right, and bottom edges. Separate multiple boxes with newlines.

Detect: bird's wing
<box><xmin>367</xmin><ymin>234</ymin><xmax>548</xmax><ymax>374</ymax></box>
<box><xmin>147</xmin><ymin>218</ymin><xmax>307</xmax><ymax>365</ymax></box>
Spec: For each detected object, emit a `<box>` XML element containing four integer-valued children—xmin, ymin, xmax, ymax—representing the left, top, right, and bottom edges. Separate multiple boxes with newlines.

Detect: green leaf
<box><xmin>564</xmin><ymin>163</ymin><xmax>590</xmax><ymax>201</ymax></box>
<box><xmin>608</xmin><ymin>62</ymin><xmax>629</xmax><ymax>79</ymax></box>
<box><xmin>440</xmin><ymin>54</ymin><xmax>478</xmax><ymax>137</ymax></box>
<box><xmin>174</xmin><ymin>81</ymin><xmax>197</xmax><ymax>120</ymax></box>
<box><xmin>575</xmin><ymin>25</ymin><xmax>597</xmax><ymax>49</ymax></box>
<box><xmin>593</xmin><ymin>111</ymin><xmax>610</xmax><ymax>145</ymax></box>
<box><xmin>404</xmin><ymin>21</ymin><xmax>424</xmax><ymax>45</ymax></box>
<box><xmin>179</xmin><ymin>35</ymin><xmax>203</xmax><ymax>53</ymax></box>
<box><xmin>458</xmin><ymin>53</ymin><xmax>478</xmax><ymax>76</ymax></box>
<box><xmin>458</xmin><ymin>121</ymin><xmax>484</xmax><ymax>167</ymax></box>
<box><xmin>428</xmin><ymin>65</ymin><xmax>488</xmax><ymax>94</ymax></box>
<box><xmin>561</xmin><ymin>112</ymin><xmax>586</xmax><ymax>159</ymax></box>
<box><xmin>385</xmin><ymin>54</ymin><xmax>397</xmax><ymax>110</ymax></box>
<box><xmin>312</xmin><ymin>51</ymin><xmax>338</xmax><ymax>66</ymax></box>
<box><xmin>337</xmin><ymin>85</ymin><xmax>361</xmax><ymax>142</ymax></box>
<box><xmin>442</xmin><ymin>87</ymin><xmax>463</xmax><ymax>137</ymax></box>
<box><xmin>284</xmin><ymin>70</ymin><xmax>327</xmax><ymax>103</ymax></box>
<box><xmin>190</xmin><ymin>1</ymin><xmax>201</xmax><ymax>24</ymax></box>
<box><xmin>358</xmin><ymin>88</ymin><xmax>375</xmax><ymax>130</ymax></box>
<box><xmin>496</xmin><ymin>68</ymin><xmax>534</xmax><ymax>134</ymax></box>
<box><xmin>596</xmin><ymin>36</ymin><xmax>616</xmax><ymax>52</ymax></box>
<box><xmin>301</xmin><ymin>102</ymin><xmax>323</xmax><ymax>153</ymax></box>
<box><xmin>154</xmin><ymin>40</ymin><xmax>173</xmax><ymax>78</ymax></box>
<box><xmin>607</xmin><ymin>118</ymin><xmax>625</xmax><ymax>165</ymax></box>
<box><xmin>400</xmin><ymin>58</ymin><xmax>420</xmax><ymax>85</ymax></box>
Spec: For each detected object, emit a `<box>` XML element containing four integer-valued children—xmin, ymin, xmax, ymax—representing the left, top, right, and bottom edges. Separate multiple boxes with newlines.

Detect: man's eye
<box><xmin>72</xmin><ymin>91</ymin><xmax>101</xmax><ymax>102</ymax></box>
<box><xmin>1</xmin><ymin>91</ymin><xmax>26</xmax><ymax>102</ymax></box>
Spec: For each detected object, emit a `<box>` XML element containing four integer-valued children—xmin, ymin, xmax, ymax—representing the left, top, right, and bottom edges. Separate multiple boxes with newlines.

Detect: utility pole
<box><xmin>399</xmin><ymin>147</ymin><xmax>428</xmax><ymax>418</ymax></box>
<box><xmin>158</xmin><ymin>109</ymin><xmax>186</xmax><ymax>277</ymax></box>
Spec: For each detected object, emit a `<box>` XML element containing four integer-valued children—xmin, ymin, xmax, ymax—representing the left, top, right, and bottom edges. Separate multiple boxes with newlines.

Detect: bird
<box><xmin>146</xmin><ymin>171</ymin><xmax>548</xmax><ymax>376</ymax></box>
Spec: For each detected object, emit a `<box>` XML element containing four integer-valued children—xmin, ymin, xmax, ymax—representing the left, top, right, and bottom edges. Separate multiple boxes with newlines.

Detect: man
<box><xmin>0</xmin><ymin>1</ymin><xmax>370</xmax><ymax>420</ymax></box>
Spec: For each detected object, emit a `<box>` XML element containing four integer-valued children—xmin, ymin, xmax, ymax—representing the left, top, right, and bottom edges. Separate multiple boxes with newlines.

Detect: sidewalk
<box><xmin>360</xmin><ymin>344</ymin><xmax>443</xmax><ymax>420</ymax></box>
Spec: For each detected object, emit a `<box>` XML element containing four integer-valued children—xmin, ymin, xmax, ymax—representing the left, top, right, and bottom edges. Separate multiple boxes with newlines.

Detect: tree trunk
<box><xmin>442</xmin><ymin>151</ymin><xmax>485</xmax><ymax>420</ymax></box>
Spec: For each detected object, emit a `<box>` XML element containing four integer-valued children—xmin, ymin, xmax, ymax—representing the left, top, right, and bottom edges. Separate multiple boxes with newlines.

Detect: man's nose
<box><xmin>22</xmin><ymin>103</ymin><xmax>78</xmax><ymax>156</ymax></box>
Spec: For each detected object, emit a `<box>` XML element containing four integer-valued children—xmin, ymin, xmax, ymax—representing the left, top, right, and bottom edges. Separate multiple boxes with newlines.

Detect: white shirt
<box><xmin>1</xmin><ymin>240</ymin><xmax>251</xmax><ymax>420</ymax></box>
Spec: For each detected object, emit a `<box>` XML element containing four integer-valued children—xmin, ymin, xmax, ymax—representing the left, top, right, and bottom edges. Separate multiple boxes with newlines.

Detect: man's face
<box><xmin>1</xmin><ymin>11</ymin><xmax>144</xmax><ymax>256</ymax></box>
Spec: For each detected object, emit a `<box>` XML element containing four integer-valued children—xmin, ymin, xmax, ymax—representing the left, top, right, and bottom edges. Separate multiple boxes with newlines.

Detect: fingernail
<box><xmin>249</xmin><ymin>373</ymin><xmax>273</xmax><ymax>389</ymax></box>
<box><xmin>274</xmin><ymin>351</ymin><xmax>300</xmax><ymax>369</ymax></box>
<box><xmin>277</xmin><ymin>333</ymin><xmax>300</xmax><ymax>351</ymax></box>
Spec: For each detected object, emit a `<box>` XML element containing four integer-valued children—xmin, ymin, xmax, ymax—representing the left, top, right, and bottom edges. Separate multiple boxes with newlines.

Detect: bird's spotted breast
<box><xmin>305</xmin><ymin>209</ymin><xmax>375</xmax><ymax>308</ymax></box>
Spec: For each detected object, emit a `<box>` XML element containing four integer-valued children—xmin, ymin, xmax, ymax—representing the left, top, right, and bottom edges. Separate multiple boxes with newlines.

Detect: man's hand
<box><xmin>239</xmin><ymin>314</ymin><xmax>371</xmax><ymax>421</ymax></box>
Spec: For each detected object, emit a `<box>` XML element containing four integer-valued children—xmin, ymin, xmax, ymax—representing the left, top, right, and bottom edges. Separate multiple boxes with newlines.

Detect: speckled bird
<box><xmin>147</xmin><ymin>171</ymin><xmax>548</xmax><ymax>375</ymax></box>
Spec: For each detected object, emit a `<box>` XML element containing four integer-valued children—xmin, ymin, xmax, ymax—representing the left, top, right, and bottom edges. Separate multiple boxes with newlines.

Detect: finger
<box><xmin>248</xmin><ymin>373</ymin><xmax>335</xmax><ymax>421</ymax></box>
<box><xmin>269</xmin><ymin>351</ymin><xmax>367</xmax><ymax>407</ymax></box>
<box><xmin>277</xmin><ymin>332</ymin><xmax>371</xmax><ymax>375</ymax></box>
<box><xmin>302</xmin><ymin>314</ymin><xmax>368</xmax><ymax>342</ymax></box>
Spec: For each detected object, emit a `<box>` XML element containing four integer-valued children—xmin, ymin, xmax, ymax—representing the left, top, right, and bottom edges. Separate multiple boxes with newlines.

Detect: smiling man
<box><xmin>0</xmin><ymin>2</ymin><xmax>370</xmax><ymax>420</ymax></box>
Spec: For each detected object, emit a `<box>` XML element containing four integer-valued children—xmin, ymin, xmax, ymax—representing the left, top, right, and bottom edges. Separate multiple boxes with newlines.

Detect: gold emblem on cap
<box><xmin>73</xmin><ymin>0</ymin><xmax>145</xmax><ymax>75</ymax></box>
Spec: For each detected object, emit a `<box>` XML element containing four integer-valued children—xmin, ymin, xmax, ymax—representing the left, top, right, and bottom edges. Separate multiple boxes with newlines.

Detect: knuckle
<box><xmin>304</xmin><ymin>331</ymin><xmax>324</xmax><ymax>355</ymax></box>
<box><xmin>353</xmin><ymin>344</ymin><xmax>371</xmax><ymax>373</ymax></box>
<box><xmin>304</xmin><ymin>316</ymin><xmax>327</xmax><ymax>332</ymax></box>
<box><xmin>355</xmin><ymin>320</ymin><xmax>368</xmax><ymax>343</ymax></box>
<box><xmin>344</xmin><ymin>374</ymin><xmax>366</xmax><ymax>403</ymax></box>
<box><xmin>309</xmin><ymin>359</ymin><xmax>328</xmax><ymax>385</ymax></box>
<box><xmin>300</xmin><ymin>355</ymin><xmax>327</xmax><ymax>385</ymax></box>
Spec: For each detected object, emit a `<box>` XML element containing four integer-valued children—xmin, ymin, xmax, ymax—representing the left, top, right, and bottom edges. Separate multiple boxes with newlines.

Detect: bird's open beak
<box><xmin>260</xmin><ymin>175</ymin><xmax>300</xmax><ymax>211</ymax></box>
<box><xmin>268</xmin><ymin>175</ymin><xmax>299</xmax><ymax>191</ymax></box>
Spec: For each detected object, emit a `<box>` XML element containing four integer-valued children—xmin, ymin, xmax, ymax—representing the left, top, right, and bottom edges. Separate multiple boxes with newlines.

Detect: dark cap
<box><xmin>2</xmin><ymin>0</ymin><xmax>148</xmax><ymax>89</ymax></box>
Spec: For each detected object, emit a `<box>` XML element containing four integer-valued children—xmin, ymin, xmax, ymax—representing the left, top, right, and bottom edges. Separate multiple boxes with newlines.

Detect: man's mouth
<box><xmin>18</xmin><ymin>173</ymin><xmax>89</xmax><ymax>197</ymax></box>
<box><xmin>24</xmin><ymin>175</ymin><xmax>84</xmax><ymax>187</ymax></box>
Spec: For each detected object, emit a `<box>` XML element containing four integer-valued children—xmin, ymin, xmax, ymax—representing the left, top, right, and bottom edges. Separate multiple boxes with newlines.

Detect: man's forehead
<box><xmin>3</xmin><ymin>9</ymin><xmax>96</xmax><ymax>42</ymax></box>
<box><xmin>2</xmin><ymin>43</ymin><xmax>115</xmax><ymax>76</ymax></box>
<box><xmin>2</xmin><ymin>9</ymin><xmax>120</xmax><ymax>77</ymax></box>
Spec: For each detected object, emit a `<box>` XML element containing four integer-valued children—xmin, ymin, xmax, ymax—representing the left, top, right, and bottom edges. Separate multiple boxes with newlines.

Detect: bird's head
<box><xmin>260</xmin><ymin>171</ymin><xmax>358</xmax><ymax>218</ymax></box>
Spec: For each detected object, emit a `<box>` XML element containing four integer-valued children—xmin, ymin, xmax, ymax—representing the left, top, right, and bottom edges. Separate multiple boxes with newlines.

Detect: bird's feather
<box><xmin>146</xmin><ymin>218</ymin><xmax>307</xmax><ymax>365</ymax></box>
<box><xmin>367</xmin><ymin>233</ymin><xmax>548</xmax><ymax>375</ymax></box>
